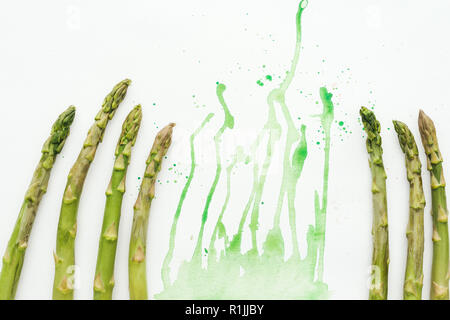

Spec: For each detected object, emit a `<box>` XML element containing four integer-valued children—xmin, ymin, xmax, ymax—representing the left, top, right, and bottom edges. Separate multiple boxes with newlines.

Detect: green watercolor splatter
<box><xmin>158</xmin><ymin>0</ymin><xmax>333</xmax><ymax>299</ymax></box>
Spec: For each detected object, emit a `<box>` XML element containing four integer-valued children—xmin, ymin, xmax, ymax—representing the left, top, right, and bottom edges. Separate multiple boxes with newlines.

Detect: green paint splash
<box><xmin>158</xmin><ymin>0</ymin><xmax>335</xmax><ymax>299</ymax></box>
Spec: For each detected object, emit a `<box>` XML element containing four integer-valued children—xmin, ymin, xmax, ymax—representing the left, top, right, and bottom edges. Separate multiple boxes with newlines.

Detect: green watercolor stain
<box><xmin>158</xmin><ymin>0</ymin><xmax>332</xmax><ymax>300</ymax></box>
<box><xmin>256</xmin><ymin>80</ymin><xmax>264</xmax><ymax>86</ymax></box>
<box><xmin>266</xmin><ymin>75</ymin><xmax>273</xmax><ymax>81</ymax></box>
<box><xmin>338</xmin><ymin>121</ymin><xmax>344</xmax><ymax>126</ymax></box>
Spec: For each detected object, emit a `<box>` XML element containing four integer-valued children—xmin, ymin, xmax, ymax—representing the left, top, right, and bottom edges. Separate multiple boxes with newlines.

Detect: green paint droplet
<box><xmin>256</xmin><ymin>80</ymin><xmax>264</xmax><ymax>87</ymax></box>
<box><xmin>316</xmin><ymin>141</ymin><xmax>320</xmax><ymax>145</ymax></box>
<box><xmin>266</xmin><ymin>75</ymin><xmax>272</xmax><ymax>81</ymax></box>
<box><xmin>338</xmin><ymin>121</ymin><xmax>344</xmax><ymax>126</ymax></box>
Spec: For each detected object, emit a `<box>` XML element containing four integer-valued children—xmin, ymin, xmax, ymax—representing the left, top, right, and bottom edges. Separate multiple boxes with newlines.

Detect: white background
<box><xmin>0</xmin><ymin>0</ymin><xmax>450</xmax><ymax>300</ymax></box>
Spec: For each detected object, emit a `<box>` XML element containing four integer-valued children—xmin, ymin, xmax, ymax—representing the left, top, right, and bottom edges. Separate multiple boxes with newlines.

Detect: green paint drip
<box><xmin>192</xmin><ymin>83</ymin><xmax>234</xmax><ymax>262</ymax></box>
<box><xmin>231</xmin><ymin>134</ymin><xmax>262</xmax><ymax>251</ymax></box>
<box><xmin>207</xmin><ymin>147</ymin><xmax>244</xmax><ymax>267</ymax></box>
<box><xmin>248</xmin><ymin>0</ymin><xmax>306</xmax><ymax>255</ymax></box>
<box><xmin>307</xmin><ymin>87</ymin><xmax>334</xmax><ymax>282</ymax></box>
<box><xmin>157</xmin><ymin>0</ymin><xmax>334</xmax><ymax>299</ymax></box>
<box><xmin>161</xmin><ymin>112</ymin><xmax>214</xmax><ymax>288</ymax></box>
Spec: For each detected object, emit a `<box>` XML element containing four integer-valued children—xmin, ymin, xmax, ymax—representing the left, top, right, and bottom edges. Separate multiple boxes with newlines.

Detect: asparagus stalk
<box><xmin>393</xmin><ymin>120</ymin><xmax>425</xmax><ymax>300</ymax></box>
<box><xmin>0</xmin><ymin>106</ymin><xmax>76</xmax><ymax>300</ymax></box>
<box><xmin>93</xmin><ymin>105</ymin><xmax>142</xmax><ymax>300</ymax></box>
<box><xmin>129</xmin><ymin>123</ymin><xmax>175</xmax><ymax>300</ymax></box>
<box><xmin>360</xmin><ymin>107</ymin><xmax>389</xmax><ymax>300</ymax></box>
<box><xmin>53</xmin><ymin>79</ymin><xmax>131</xmax><ymax>300</ymax></box>
<box><xmin>418</xmin><ymin>110</ymin><xmax>449</xmax><ymax>300</ymax></box>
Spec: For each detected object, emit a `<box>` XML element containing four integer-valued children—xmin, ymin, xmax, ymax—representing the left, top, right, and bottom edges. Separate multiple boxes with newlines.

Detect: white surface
<box><xmin>0</xmin><ymin>0</ymin><xmax>449</xmax><ymax>300</ymax></box>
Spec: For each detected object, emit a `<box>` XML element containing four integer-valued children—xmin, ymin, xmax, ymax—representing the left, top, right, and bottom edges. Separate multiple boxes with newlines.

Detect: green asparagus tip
<box><xmin>120</xmin><ymin>79</ymin><xmax>132</xmax><ymax>89</ymax></box>
<box><xmin>118</xmin><ymin>105</ymin><xmax>143</xmax><ymax>148</ymax></box>
<box><xmin>162</xmin><ymin>122</ymin><xmax>176</xmax><ymax>136</ymax></box>
<box><xmin>48</xmin><ymin>106</ymin><xmax>76</xmax><ymax>154</ymax></box>
<box><xmin>102</xmin><ymin>79</ymin><xmax>132</xmax><ymax>113</ymax></box>
<box><xmin>57</xmin><ymin>105</ymin><xmax>76</xmax><ymax>127</ymax></box>
<box><xmin>393</xmin><ymin>120</ymin><xmax>418</xmax><ymax>156</ymax></box>
<box><xmin>392</xmin><ymin>120</ymin><xmax>406</xmax><ymax>136</ymax></box>
<box><xmin>115</xmin><ymin>79</ymin><xmax>132</xmax><ymax>94</ymax></box>
<box><xmin>392</xmin><ymin>120</ymin><xmax>405</xmax><ymax>148</ymax></box>
<box><xmin>360</xmin><ymin>106</ymin><xmax>380</xmax><ymax>135</ymax></box>
<box><xmin>155</xmin><ymin>123</ymin><xmax>176</xmax><ymax>148</ymax></box>
<box><xmin>418</xmin><ymin>109</ymin><xmax>431</xmax><ymax>131</ymax></box>
<box><xmin>418</xmin><ymin>110</ymin><xmax>436</xmax><ymax>149</ymax></box>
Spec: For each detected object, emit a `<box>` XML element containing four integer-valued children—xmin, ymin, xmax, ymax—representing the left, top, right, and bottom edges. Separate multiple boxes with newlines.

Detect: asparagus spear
<box><xmin>129</xmin><ymin>123</ymin><xmax>175</xmax><ymax>300</ymax></box>
<box><xmin>393</xmin><ymin>120</ymin><xmax>425</xmax><ymax>300</ymax></box>
<box><xmin>360</xmin><ymin>107</ymin><xmax>389</xmax><ymax>300</ymax></box>
<box><xmin>418</xmin><ymin>110</ymin><xmax>449</xmax><ymax>300</ymax></box>
<box><xmin>93</xmin><ymin>105</ymin><xmax>142</xmax><ymax>300</ymax></box>
<box><xmin>0</xmin><ymin>106</ymin><xmax>76</xmax><ymax>300</ymax></box>
<box><xmin>53</xmin><ymin>79</ymin><xmax>131</xmax><ymax>300</ymax></box>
